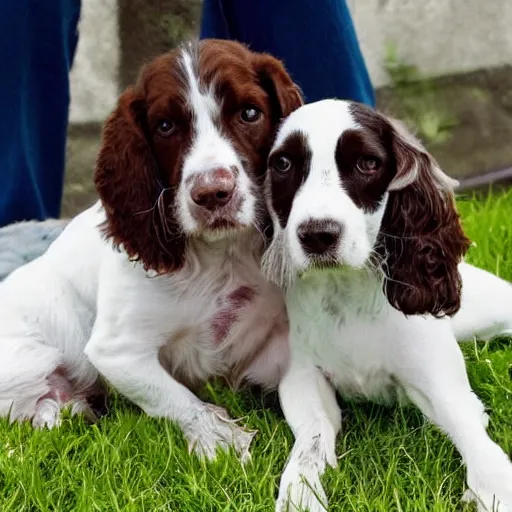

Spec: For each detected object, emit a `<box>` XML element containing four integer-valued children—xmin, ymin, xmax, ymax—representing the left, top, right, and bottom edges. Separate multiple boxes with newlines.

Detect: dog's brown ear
<box><xmin>253</xmin><ymin>54</ymin><xmax>304</xmax><ymax>123</ymax></box>
<box><xmin>94</xmin><ymin>86</ymin><xmax>186</xmax><ymax>273</ymax></box>
<box><xmin>377</xmin><ymin>119</ymin><xmax>470</xmax><ymax>317</ymax></box>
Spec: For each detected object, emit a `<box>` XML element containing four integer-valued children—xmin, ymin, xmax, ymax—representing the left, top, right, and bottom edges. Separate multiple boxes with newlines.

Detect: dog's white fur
<box><xmin>263</xmin><ymin>100</ymin><xmax>512</xmax><ymax>512</ymax></box>
<box><xmin>0</xmin><ymin>44</ymin><xmax>291</xmax><ymax>460</ymax></box>
<box><xmin>0</xmin><ymin>201</ymin><xmax>289</xmax><ymax>455</ymax></box>
<box><xmin>177</xmin><ymin>49</ymin><xmax>256</xmax><ymax>234</ymax></box>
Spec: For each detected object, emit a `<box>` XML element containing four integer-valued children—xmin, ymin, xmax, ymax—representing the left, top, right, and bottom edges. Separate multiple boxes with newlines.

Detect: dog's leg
<box><xmin>394</xmin><ymin>319</ymin><xmax>512</xmax><ymax>512</ymax></box>
<box><xmin>276</xmin><ymin>359</ymin><xmax>341</xmax><ymax>512</ymax></box>
<box><xmin>32</xmin><ymin>368</ymin><xmax>99</xmax><ymax>428</ymax></box>
<box><xmin>0</xmin><ymin>334</ymin><xmax>62</xmax><ymax>424</ymax></box>
<box><xmin>85</xmin><ymin>328</ymin><xmax>255</xmax><ymax>462</ymax></box>
<box><xmin>453</xmin><ymin>263</ymin><xmax>512</xmax><ymax>341</ymax></box>
<box><xmin>0</xmin><ymin>336</ymin><xmax>97</xmax><ymax>427</ymax></box>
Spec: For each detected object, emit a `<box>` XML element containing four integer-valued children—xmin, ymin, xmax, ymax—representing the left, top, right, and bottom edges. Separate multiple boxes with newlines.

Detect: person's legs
<box><xmin>0</xmin><ymin>0</ymin><xmax>81</xmax><ymax>227</ymax></box>
<box><xmin>200</xmin><ymin>0</ymin><xmax>375</xmax><ymax>106</ymax></box>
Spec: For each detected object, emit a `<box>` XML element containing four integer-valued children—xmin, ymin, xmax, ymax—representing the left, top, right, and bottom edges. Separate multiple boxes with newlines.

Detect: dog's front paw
<box><xmin>464</xmin><ymin>448</ymin><xmax>512</xmax><ymax>511</ymax></box>
<box><xmin>276</xmin><ymin>461</ymin><xmax>328</xmax><ymax>512</ymax></box>
<box><xmin>185</xmin><ymin>404</ymin><xmax>256</xmax><ymax>463</ymax></box>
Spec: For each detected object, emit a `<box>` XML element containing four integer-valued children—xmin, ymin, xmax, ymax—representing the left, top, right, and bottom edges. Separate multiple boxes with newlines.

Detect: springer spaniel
<box><xmin>0</xmin><ymin>39</ymin><xmax>302</xmax><ymax>459</ymax></box>
<box><xmin>262</xmin><ymin>99</ymin><xmax>512</xmax><ymax>512</ymax></box>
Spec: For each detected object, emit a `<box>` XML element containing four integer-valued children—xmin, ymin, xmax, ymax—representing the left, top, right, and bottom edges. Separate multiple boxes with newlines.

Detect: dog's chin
<box><xmin>299</xmin><ymin>261</ymin><xmax>336</xmax><ymax>276</ymax></box>
<box><xmin>188</xmin><ymin>194</ymin><xmax>258</xmax><ymax>243</ymax></box>
<box><xmin>296</xmin><ymin>254</ymin><xmax>349</xmax><ymax>280</ymax></box>
<box><xmin>200</xmin><ymin>221</ymin><xmax>253</xmax><ymax>243</ymax></box>
<box><xmin>297</xmin><ymin>251</ymin><xmax>373</xmax><ymax>280</ymax></box>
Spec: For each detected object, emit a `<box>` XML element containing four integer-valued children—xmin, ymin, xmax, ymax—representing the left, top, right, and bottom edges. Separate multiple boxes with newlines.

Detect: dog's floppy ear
<box><xmin>253</xmin><ymin>54</ymin><xmax>304</xmax><ymax>123</ymax></box>
<box><xmin>94</xmin><ymin>86</ymin><xmax>186</xmax><ymax>273</ymax></box>
<box><xmin>377</xmin><ymin>119</ymin><xmax>471</xmax><ymax>317</ymax></box>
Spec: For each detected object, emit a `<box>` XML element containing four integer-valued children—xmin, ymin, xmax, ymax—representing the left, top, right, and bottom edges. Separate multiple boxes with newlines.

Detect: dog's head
<box><xmin>95</xmin><ymin>39</ymin><xmax>303</xmax><ymax>273</ymax></box>
<box><xmin>263</xmin><ymin>99</ymin><xmax>470</xmax><ymax>317</ymax></box>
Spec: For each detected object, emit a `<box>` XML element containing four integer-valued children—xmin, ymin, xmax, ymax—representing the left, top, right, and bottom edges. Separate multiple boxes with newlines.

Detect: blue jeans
<box><xmin>200</xmin><ymin>0</ymin><xmax>375</xmax><ymax>106</ymax></box>
<box><xmin>0</xmin><ymin>0</ymin><xmax>80</xmax><ymax>226</ymax></box>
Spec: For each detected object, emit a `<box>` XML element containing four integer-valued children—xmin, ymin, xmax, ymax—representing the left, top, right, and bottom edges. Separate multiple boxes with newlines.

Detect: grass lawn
<box><xmin>1</xmin><ymin>189</ymin><xmax>511</xmax><ymax>512</ymax></box>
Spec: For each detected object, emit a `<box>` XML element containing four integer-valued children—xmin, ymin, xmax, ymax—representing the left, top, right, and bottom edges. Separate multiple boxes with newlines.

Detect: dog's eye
<box><xmin>156</xmin><ymin>120</ymin><xmax>175</xmax><ymax>137</ymax></box>
<box><xmin>240</xmin><ymin>107</ymin><xmax>261</xmax><ymax>123</ymax></box>
<box><xmin>356</xmin><ymin>156</ymin><xmax>381</xmax><ymax>174</ymax></box>
<box><xmin>273</xmin><ymin>155</ymin><xmax>292</xmax><ymax>174</ymax></box>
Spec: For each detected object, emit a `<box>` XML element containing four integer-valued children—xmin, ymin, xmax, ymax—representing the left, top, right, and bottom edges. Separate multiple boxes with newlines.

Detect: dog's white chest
<box><xmin>158</xmin><ymin>256</ymin><xmax>289</xmax><ymax>388</ymax></box>
<box><xmin>287</xmin><ymin>271</ymin><xmax>402</xmax><ymax>403</ymax></box>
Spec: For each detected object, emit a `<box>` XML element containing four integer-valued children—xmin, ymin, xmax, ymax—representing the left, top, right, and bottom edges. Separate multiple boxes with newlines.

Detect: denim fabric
<box><xmin>0</xmin><ymin>0</ymin><xmax>81</xmax><ymax>226</ymax></box>
<box><xmin>200</xmin><ymin>0</ymin><xmax>375</xmax><ymax>106</ymax></box>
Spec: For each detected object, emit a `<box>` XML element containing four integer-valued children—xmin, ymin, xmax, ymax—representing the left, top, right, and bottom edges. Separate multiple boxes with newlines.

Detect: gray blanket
<box><xmin>0</xmin><ymin>220</ymin><xmax>68</xmax><ymax>281</ymax></box>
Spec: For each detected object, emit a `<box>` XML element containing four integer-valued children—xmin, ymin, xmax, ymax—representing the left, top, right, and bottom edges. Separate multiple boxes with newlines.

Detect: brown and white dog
<box><xmin>263</xmin><ymin>99</ymin><xmax>512</xmax><ymax>512</ymax></box>
<box><xmin>0</xmin><ymin>40</ymin><xmax>302</xmax><ymax>459</ymax></box>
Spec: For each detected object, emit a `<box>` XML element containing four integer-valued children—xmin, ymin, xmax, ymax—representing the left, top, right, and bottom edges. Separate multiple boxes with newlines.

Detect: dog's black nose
<box><xmin>297</xmin><ymin>219</ymin><xmax>343</xmax><ymax>255</ymax></box>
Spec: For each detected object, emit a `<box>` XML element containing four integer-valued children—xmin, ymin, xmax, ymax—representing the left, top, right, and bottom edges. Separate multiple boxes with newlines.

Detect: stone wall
<box><xmin>69</xmin><ymin>0</ymin><xmax>119</xmax><ymax>124</ymax></box>
<box><xmin>348</xmin><ymin>0</ymin><xmax>512</xmax><ymax>87</ymax></box>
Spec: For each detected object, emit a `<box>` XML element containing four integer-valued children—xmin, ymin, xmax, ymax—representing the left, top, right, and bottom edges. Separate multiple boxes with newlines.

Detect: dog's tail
<box><xmin>0</xmin><ymin>219</ymin><xmax>68</xmax><ymax>282</ymax></box>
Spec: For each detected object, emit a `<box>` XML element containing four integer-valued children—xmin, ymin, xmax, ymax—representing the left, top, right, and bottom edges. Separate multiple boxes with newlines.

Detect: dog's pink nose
<box><xmin>190</xmin><ymin>168</ymin><xmax>236</xmax><ymax>210</ymax></box>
